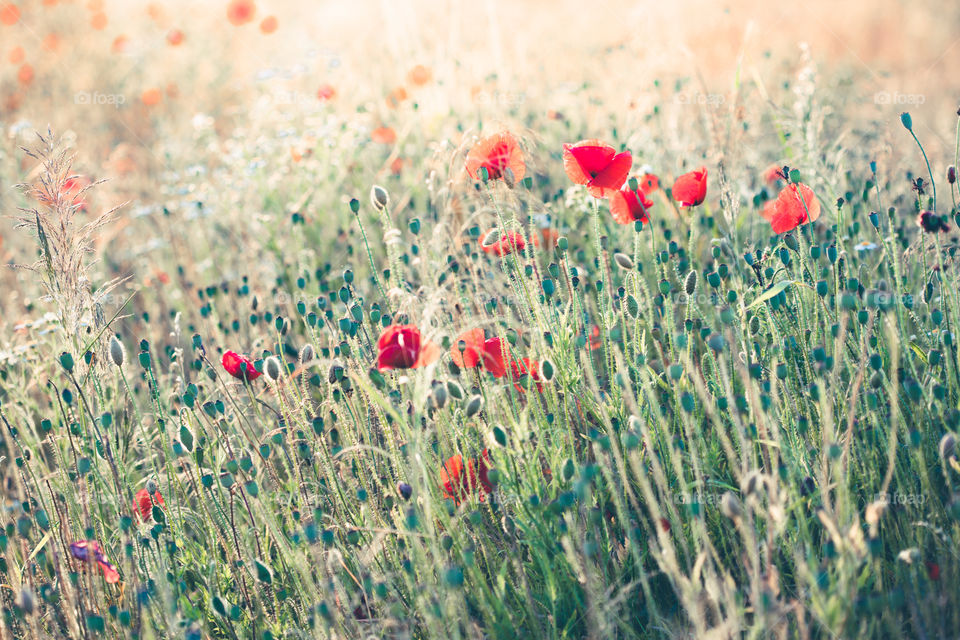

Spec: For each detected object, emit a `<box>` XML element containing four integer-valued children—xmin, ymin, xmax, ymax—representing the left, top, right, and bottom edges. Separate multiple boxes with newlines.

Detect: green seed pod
<box><xmin>370</xmin><ymin>184</ymin><xmax>389</xmax><ymax>211</ymax></box>
<box><xmin>684</xmin><ymin>271</ymin><xmax>697</xmax><ymax>296</ymax></box>
<box><xmin>109</xmin><ymin>336</ymin><xmax>125</xmax><ymax>367</ymax></box>
<box><xmin>465</xmin><ymin>394</ymin><xmax>484</xmax><ymax>417</ymax></box>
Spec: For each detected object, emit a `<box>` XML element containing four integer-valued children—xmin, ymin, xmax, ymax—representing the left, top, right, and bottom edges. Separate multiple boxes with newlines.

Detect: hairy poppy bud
<box><xmin>431</xmin><ymin>382</ymin><xmax>448</xmax><ymax>409</ymax></box>
<box><xmin>481</xmin><ymin>229</ymin><xmax>501</xmax><ymax>248</ymax></box>
<box><xmin>397</xmin><ymin>482</ymin><xmax>412</xmax><ymax>501</ymax></box>
<box><xmin>465</xmin><ymin>394</ymin><xmax>484</xmax><ymax>417</ymax></box>
<box><xmin>613</xmin><ymin>253</ymin><xmax>633</xmax><ymax>270</ymax></box>
<box><xmin>264</xmin><ymin>356</ymin><xmax>282</xmax><ymax>382</ymax></box>
<box><xmin>940</xmin><ymin>432</ymin><xmax>957</xmax><ymax>461</ymax></box>
<box><xmin>370</xmin><ymin>185</ymin><xmax>389</xmax><ymax>211</ymax></box>
<box><xmin>684</xmin><ymin>271</ymin><xmax>697</xmax><ymax>296</ymax></box>
<box><xmin>300</xmin><ymin>343</ymin><xmax>315</xmax><ymax>364</ymax></box>
<box><xmin>899</xmin><ymin>112</ymin><xmax>913</xmax><ymax>131</ymax></box>
<box><xmin>948</xmin><ymin>165</ymin><xmax>957</xmax><ymax>185</ymax></box>
<box><xmin>109</xmin><ymin>336</ymin><xmax>125</xmax><ymax>367</ymax></box>
<box><xmin>146</xmin><ymin>479</ymin><xmax>158</xmax><ymax>494</ymax></box>
<box><xmin>720</xmin><ymin>491</ymin><xmax>742</xmax><ymax>519</ymax></box>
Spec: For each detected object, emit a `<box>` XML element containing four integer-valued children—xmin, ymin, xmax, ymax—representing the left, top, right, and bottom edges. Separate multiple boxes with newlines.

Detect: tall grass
<box><xmin>1</xmin><ymin>22</ymin><xmax>960</xmax><ymax>640</ymax></box>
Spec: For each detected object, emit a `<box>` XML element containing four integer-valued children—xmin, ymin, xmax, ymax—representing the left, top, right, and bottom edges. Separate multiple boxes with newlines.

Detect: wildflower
<box><xmin>69</xmin><ymin>541</ymin><xmax>120</xmax><ymax>584</ymax></box>
<box><xmin>222</xmin><ymin>350</ymin><xmax>262</xmax><ymax>381</ymax></box>
<box><xmin>134</xmin><ymin>487</ymin><xmax>164</xmax><ymax>521</ymax></box>
<box><xmin>562</xmin><ymin>139</ymin><xmax>632</xmax><ymax>198</ymax></box>
<box><xmin>141</xmin><ymin>88</ymin><xmax>162</xmax><ymax>106</ymax></box>
<box><xmin>763</xmin><ymin>163</ymin><xmax>785</xmax><ymax>185</ymax></box>
<box><xmin>510</xmin><ymin>357</ymin><xmax>543</xmax><ymax>393</ymax></box>
<box><xmin>609</xmin><ymin>185</ymin><xmax>654</xmax><ymax>225</ymax></box>
<box><xmin>317</xmin><ymin>84</ymin><xmax>336</xmax><ymax>101</ymax></box>
<box><xmin>450</xmin><ymin>329</ymin><xmax>510</xmax><ymax>378</ymax></box>
<box><xmin>371</xmin><ymin>126</ymin><xmax>397</xmax><ymax>144</ymax></box>
<box><xmin>767</xmin><ymin>183</ymin><xmax>820</xmax><ymax>233</ymax></box>
<box><xmin>259</xmin><ymin>15</ymin><xmax>278</xmax><ymax>34</ymax></box>
<box><xmin>441</xmin><ymin>450</ymin><xmax>493</xmax><ymax>503</ymax></box>
<box><xmin>17</xmin><ymin>63</ymin><xmax>33</xmax><ymax>86</ymax></box>
<box><xmin>638</xmin><ymin>172</ymin><xmax>660</xmax><ymax>194</ymax></box>
<box><xmin>226</xmin><ymin>0</ymin><xmax>256</xmax><ymax>26</ymax></box>
<box><xmin>90</xmin><ymin>12</ymin><xmax>107</xmax><ymax>30</ymax></box>
<box><xmin>672</xmin><ymin>167</ymin><xmax>708</xmax><ymax>207</ymax></box>
<box><xmin>587</xmin><ymin>325</ymin><xmax>603</xmax><ymax>351</ymax></box>
<box><xmin>0</xmin><ymin>3</ymin><xmax>20</xmax><ymax>26</ymax></box>
<box><xmin>407</xmin><ymin>64</ymin><xmax>432</xmax><ymax>86</ymax></box>
<box><xmin>465</xmin><ymin>132</ymin><xmax>525</xmax><ymax>183</ymax></box>
<box><xmin>917</xmin><ymin>210</ymin><xmax>950</xmax><ymax>234</ymax></box>
<box><xmin>854</xmin><ymin>241</ymin><xmax>878</xmax><ymax>252</ymax></box>
<box><xmin>166</xmin><ymin>29</ymin><xmax>184</xmax><ymax>46</ymax></box>
<box><xmin>376</xmin><ymin>325</ymin><xmax>440</xmax><ymax>371</ymax></box>
<box><xmin>479</xmin><ymin>229</ymin><xmax>527</xmax><ymax>256</ymax></box>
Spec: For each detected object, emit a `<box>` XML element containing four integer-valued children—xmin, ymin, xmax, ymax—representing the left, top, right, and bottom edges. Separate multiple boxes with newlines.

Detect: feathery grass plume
<box><xmin>15</xmin><ymin>129</ymin><xmax>125</xmax><ymax>355</ymax></box>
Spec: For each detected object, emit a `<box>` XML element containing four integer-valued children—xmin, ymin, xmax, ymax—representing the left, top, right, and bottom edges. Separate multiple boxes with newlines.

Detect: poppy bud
<box><xmin>370</xmin><ymin>185</ymin><xmax>389</xmax><ymax>211</ymax></box>
<box><xmin>503</xmin><ymin>167</ymin><xmax>516</xmax><ymax>189</ymax></box>
<box><xmin>720</xmin><ymin>491</ymin><xmax>742</xmax><ymax>519</ymax></box>
<box><xmin>300</xmin><ymin>343</ymin><xmax>315</xmax><ymax>364</ymax></box>
<box><xmin>431</xmin><ymin>383</ymin><xmax>448</xmax><ymax>409</ymax></box>
<box><xmin>146</xmin><ymin>479</ymin><xmax>158</xmax><ymax>494</ymax></box>
<box><xmin>328</xmin><ymin>361</ymin><xmax>344</xmax><ymax>384</ymax></box>
<box><xmin>264</xmin><ymin>356</ymin><xmax>282</xmax><ymax>382</ymax></box>
<box><xmin>948</xmin><ymin>165</ymin><xmax>957</xmax><ymax>185</ymax></box>
<box><xmin>939</xmin><ymin>432</ymin><xmax>957</xmax><ymax>461</ymax></box>
<box><xmin>899</xmin><ymin>112</ymin><xmax>913</xmax><ymax>131</ymax></box>
<box><xmin>465</xmin><ymin>394</ymin><xmax>484</xmax><ymax>417</ymax></box>
<box><xmin>613</xmin><ymin>253</ymin><xmax>633</xmax><ymax>270</ymax></box>
<box><xmin>684</xmin><ymin>271</ymin><xmax>697</xmax><ymax>296</ymax></box>
<box><xmin>109</xmin><ymin>336</ymin><xmax>125</xmax><ymax>367</ymax></box>
<box><xmin>481</xmin><ymin>229</ymin><xmax>501</xmax><ymax>248</ymax></box>
<box><xmin>396</xmin><ymin>482</ymin><xmax>412</xmax><ymax>501</ymax></box>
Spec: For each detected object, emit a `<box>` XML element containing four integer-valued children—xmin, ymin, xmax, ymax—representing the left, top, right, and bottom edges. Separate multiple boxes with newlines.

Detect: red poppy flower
<box><xmin>534</xmin><ymin>227</ymin><xmax>559</xmax><ymax>248</ymax></box>
<box><xmin>763</xmin><ymin>164</ymin><xmax>785</xmax><ymax>185</ymax></box>
<box><xmin>376</xmin><ymin>325</ymin><xmax>440</xmax><ymax>371</ymax></box>
<box><xmin>465</xmin><ymin>132</ymin><xmax>525</xmax><ymax>183</ymax></box>
<box><xmin>63</xmin><ymin>175</ymin><xmax>92</xmax><ymax>211</ymax></box>
<box><xmin>90</xmin><ymin>12</ymin><xmax>108</xmax><ymax>30</ymax></box>
<box><xmin>371</xmin><ymin>126</ymin><xmax>397</xmax><ymax>144</ymax></box>
<box><xmin>407</xmin><ymin>64</ymin><xmax>432</xmax><ymax>86</ymax></box>
<box><xmin>222</xmin><ymin>350</ymin><xmax>262</xmax><ymax>381</ymax></box>
<box><xmin>768</xmin><ymin>183</ymin><xmax>820</xmax><ymax>234</ymax></box>
<box><xmin>450</xmin><ymin>329</ymin><xmax>510</xmax><ymax>378</ymax></box>
<box><xmin>8</xmin><ymin>46</ymin><xmax>24</xmax><ymax>64</ymax></box>
<box><xmin>69</xmin><ymin>540</ymin><xmax>120</xmax><ymax>584</ymax></box>
<box><xmin>587</xmin><ymin>324</ymin><xmax>603</xmax><ymax>351</ymax></box>
<box><xmin>226</xmin><ymin>0</ymin><xmax>256</xmax><ymax>26</ymax></box>
<box><xmin>480</xmin><ymin>229</ymin><xmax>526</xmax><ymax>257</ymax></box>
<box><xmin>0</xmin><ymin>3</ymin><xmax>20</xmax><ymax>26</ymax></box>
<box><xmin>17</xmin><ymin>63</ymin><xmax>33</xmax><ymax>86</ymax></box>
<box><xmin>166</xmin><ymin>29</ymin><xmax>184</xmax><ymax>46</ymax></box>
<box><xmin>134</xmin><ymin>488</ymin><xmax>164</xmax><ymax>521</ymax></box>
<box><xmin>441</xmin><ymin>450</ymin><xmax>493</xmax><ymax>503</ymax></box>
<box><xmin>562</xmin><ymin>139</ymin><xmax>632</xmax><ymax>198</ymax></box>
<box><xmin>917</xmin><ymin>210</ymin><xmax>950</xmax><ymax>234</ymax></box>
<box><xmin>510</xmin><ymin>357</ymin><xmax>543</xmax><ymax>393</ymax></box>
<box><xmin>926</xmin><ymin>561</ymin><xmax>941</xmax><ymax>581</ymax></box>
<box><xmin>316</xmin><ymin>84</ymin><xmax>336</xmax><ymax>101</ymax></box>
<box><xmin>672</xmin><ymin>167</ymin><xmax>707</xmax><ymax>207</ymax></box>
<box><xmin>609</xmin><ymin>185</ymin><xmax>654</xmax><ymax>225</ymax></box>
<box><xmin>639</xmin><ymin>173</ymin><xmax>660</xmax><ymax>194</ymax></box>
<box><xmin>259</xmin><ymin>15</ymin><xmax>277</xmax><ymax>34</ymax></box>
<box><xmin>141</xmin><ymin>88</ymin><xmax>162</xmax><ymax>106</ymax></box>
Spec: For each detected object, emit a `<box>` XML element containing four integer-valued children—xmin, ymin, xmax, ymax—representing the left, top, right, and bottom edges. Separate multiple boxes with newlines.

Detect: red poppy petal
<box><xmin>451</xmin><ymin>328</ymin><xmax>484</xmax><ymax>368</ymax></box>
<box><xmin>587</xmin><ymin>151</ymin><xmax>632</xmax><ymax>198</ymax></box>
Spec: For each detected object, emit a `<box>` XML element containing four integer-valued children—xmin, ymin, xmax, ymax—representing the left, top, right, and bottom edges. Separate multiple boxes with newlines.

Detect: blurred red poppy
<box><xmin>510</xmin><ymin>357</ymin><xmax>543</xmax><ymax>393</ymax></box>
<box><xmin>768</xmin><ymin>183</ymin><xmax>820</xmax><ymax>233</ymax></box>
<box><xmin>316</xmin><ymin>84</ymin><xmax>336</xmax><ymax>101</ymax></box>
<box><xmin>441</xmin><ymin>450</ymin><xmax>493</xmax><ymax>503</ymax></box>
<box><xmin>226</xmin><ymin>0</ymin><xmax>256</xmax><ymax>26</ymax></box>
<box><xmin>134</xmin><ymin>488</ymin><xmax>164</xmax><ymax>521</ymax></box>
<box><xmin>408</xmin><ymin>64</ymin><xmax>432</xmax><ymax>86</ymax></box>
<box><xmin>8</xmin><ymin>45</ymin><xmax>24</xmax><ymax>64</ymax></box>
<box><xmin>90</xmin><ymin>12</ymin><xmax>108</xmax><ymax>30</ymax></box>
<box><xmin>371</xmin><ymin>126</ymin><xmax>397</xmax><ymax>144</ymax></box>
<box><xmin>479</xmin><ymin>229</ymin><xmax>526</xmax><ymax>257</ymax></box>
<box><xmin>562</xmin><ymin>139</ymin><xmax>632</xmax><ymax>198</ymax></box>
<box><xmin>259</xmin><ymin>15</ymin><xmax>277</xmax><ymax>34</ymax></box>
<box><xmin>222</xmin><ymin>350</ymin><xmax>262</xmax><ymax>381</ymax></box>
<box><xmin>639</xmin><ymin>173</ymin><xmax>660</xmax><ymax>194</ymax></box>
<box><xmin>376</xmin><ymin>325</ymin><xmax>440</xmax><ymax>371</ymax></box>
<box><xmin>17</xmin><ymin>63</ymin><xmax>33</xmax><ymax>86</ymax></box>
<box><xmin>0</xmin><ymin>3</ymin><xmax>20</xmax><ymax>26</ymax></box>
<box><xmin>672</xmin><ymin>167</ymin><xmax>707</xmax><ymax>207</ymax></box>
<box><xmin>609</xmin><ymin>185</ymin><xmax>653</xmax><ymax>225</ymax></box>
<box><xmin>166</xmin><ymin>29</ymin><xmax>184</xmax><ymax>46</ymax></box>
<box><xmin>465</xmin><ymin>132</ymin><xmax>525</xmax><ymax>183</ymax></box>
<box><xmin>763</xmin><ymin>164</ymin><xmax>785</xmax><ymax>185</ymax></box>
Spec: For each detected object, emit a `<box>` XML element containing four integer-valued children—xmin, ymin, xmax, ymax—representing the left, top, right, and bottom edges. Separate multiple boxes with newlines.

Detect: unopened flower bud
<box><xmin>109</xmin><ymin>336</ymin><xmax>125</xmax><ymax>367</ymax></box>
<box><xmin>720</xmin><ymin>491</ymin><xmax>742</xmax><ymax>519</ymax></box>
<box><xmin>370</xmin><ymin>185</ymin><xmax>389</xmax><ymax>211</ymax></box>
<box><xmin>264</xmin><ymin>356</ymin><xmax>282</xmax><ymax>382</ymax></box>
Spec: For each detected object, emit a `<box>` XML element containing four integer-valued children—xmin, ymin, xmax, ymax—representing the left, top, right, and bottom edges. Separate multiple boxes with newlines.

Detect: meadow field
<box><xmin>2</xmin><ymin>0</ymin><xmax>960</xmax><ymax>638</ymax></box>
